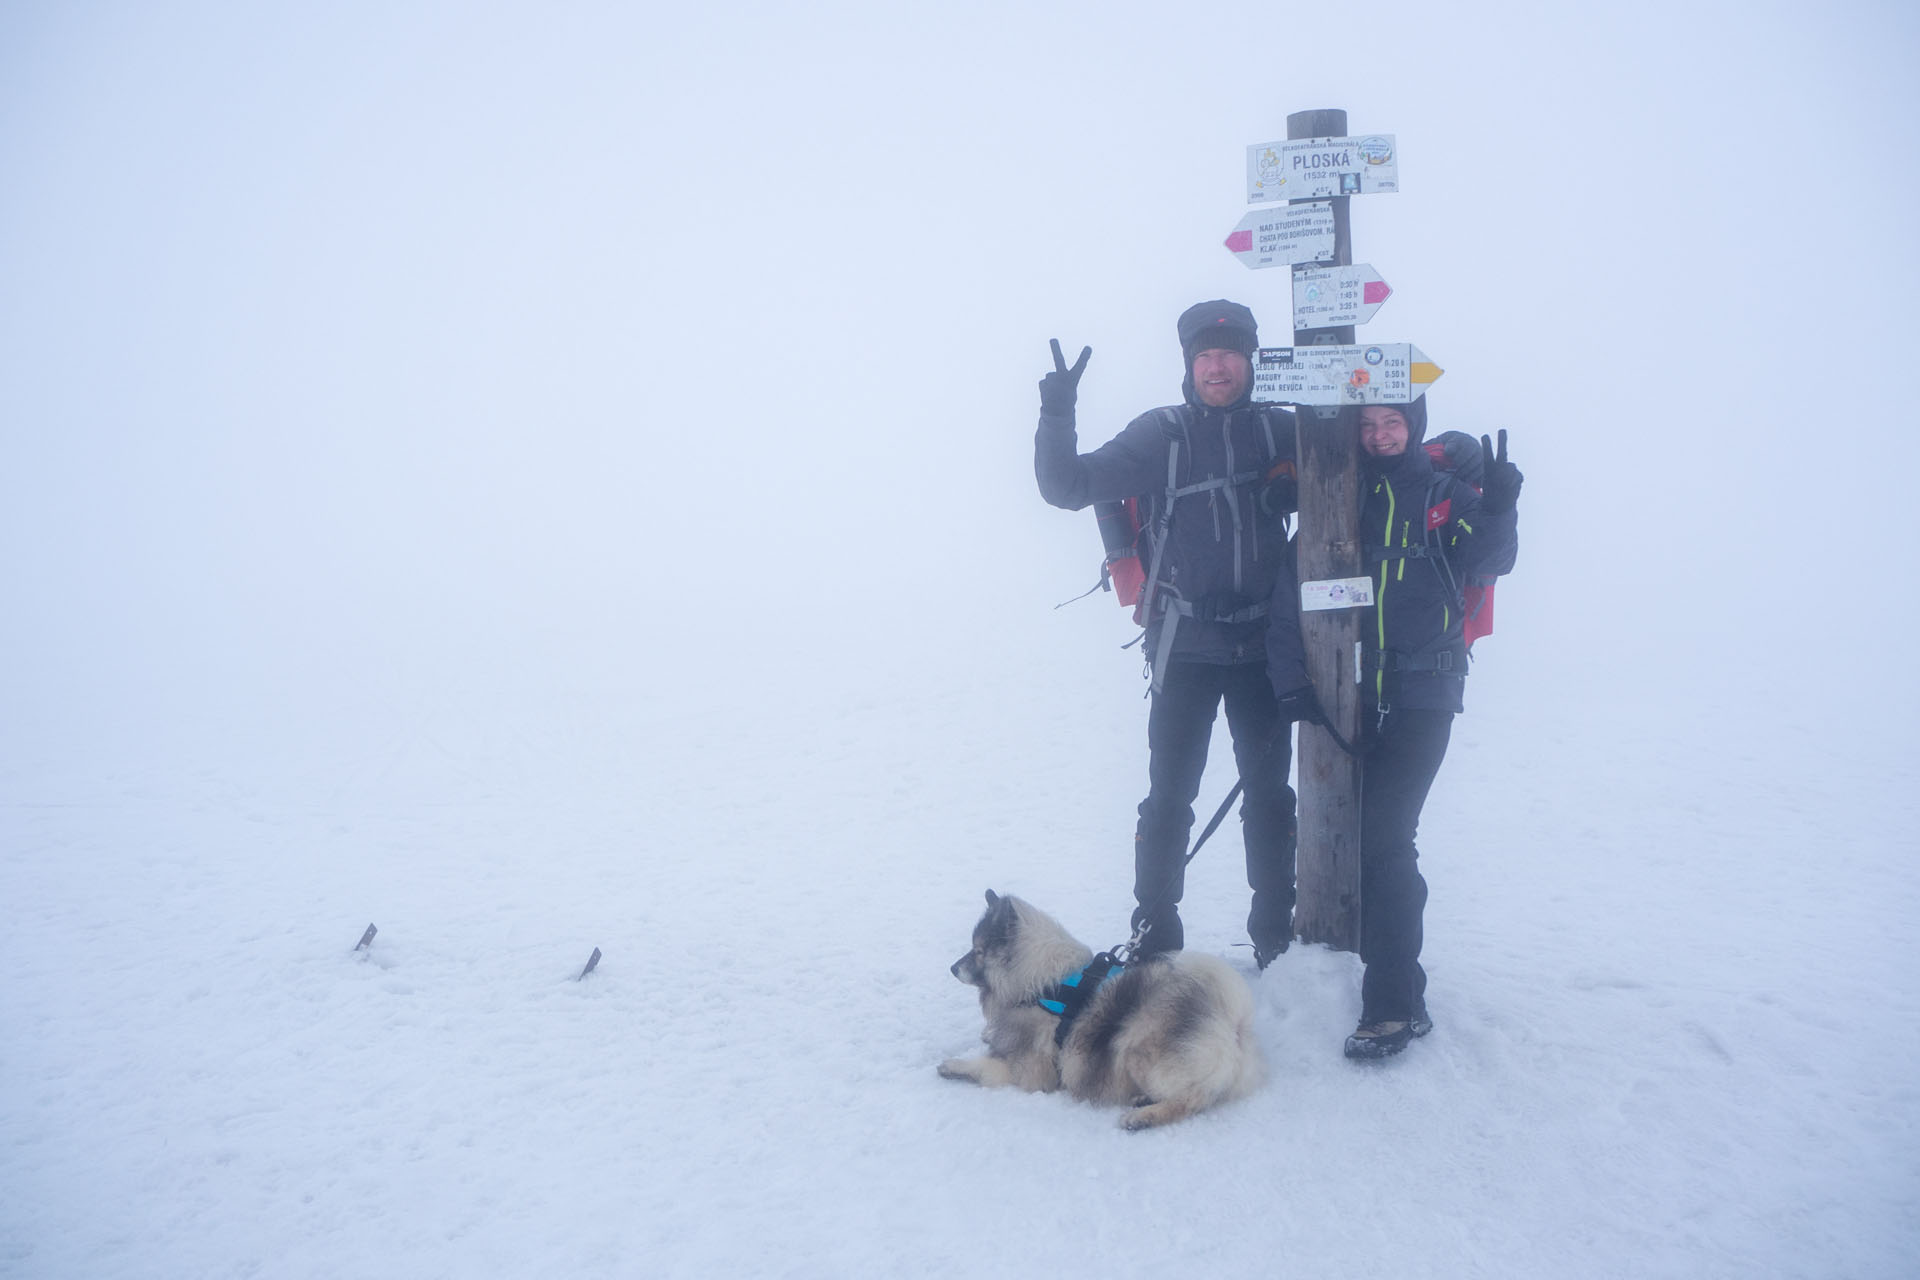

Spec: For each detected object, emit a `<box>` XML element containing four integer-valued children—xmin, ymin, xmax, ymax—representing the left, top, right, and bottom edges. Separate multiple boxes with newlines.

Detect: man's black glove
<box><xmin>1479</xmin><ymin>428</ymin><xmax>1523</xmax><ymax>514</ymax></box>
<box><xmin>1039</xmin><ymin>338</ymin><xmax>1091</xmax><ymax>418</ymax></box>
<box><xmin>1257</xmin><ymin>459</ymin><xmax>1297</xmax><ymax>517</ymax></box>
<box><xmin>1273</xmin><ymin>683</ymin><xmax>1328</xmax><ymax>727</ymax></box>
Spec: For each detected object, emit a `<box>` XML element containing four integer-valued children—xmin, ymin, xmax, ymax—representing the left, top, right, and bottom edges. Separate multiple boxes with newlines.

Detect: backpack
<box><xmin>1422</xmin><ymin>430</ymin><xmax>1497</xmax><ymax>647</ymax></box>
<box><xmin>1087</xmin><ymin>406</ymin><xmax>1292</xmax><ymax>628</ymax></box>
<box><xmin>1092</xmin><ymin>495</ymin><xmax>1148</xmax><ymax>617</ymax></box>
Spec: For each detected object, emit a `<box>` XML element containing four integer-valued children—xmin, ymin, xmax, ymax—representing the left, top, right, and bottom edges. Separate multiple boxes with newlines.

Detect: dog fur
<box><xmin>938</xmin><ymin>890</ymin><xmax>1263</xmax><ymax>1129</ymax></box>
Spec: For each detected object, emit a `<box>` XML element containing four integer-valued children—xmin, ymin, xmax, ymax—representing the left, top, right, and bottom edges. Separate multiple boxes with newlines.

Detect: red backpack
<box><xmin>1422</xmin><ymin>430</ymin><xmax>1497</xmax><ymax>647</ymax></box>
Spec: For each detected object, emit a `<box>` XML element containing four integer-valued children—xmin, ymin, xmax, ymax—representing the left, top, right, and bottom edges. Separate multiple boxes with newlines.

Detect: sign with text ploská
<box><xmin>1292</xmin><ymin>264</ymin><xmax>1392</xmax><ymax>330</ymax></box>
<box><xmin>1223</xmin><ymin>203</ymin><xmax>1336</xmax><ymax>269</ymax></box>
<box><xmin>1252</xmin><ymin>344</ymin><xmax>1442</xmax><ymax>406</ymax></box>
<box><xmin>1247</xmin><ymin>135</ymin><xmax>1398</xmax><ymax>204</ymax></box>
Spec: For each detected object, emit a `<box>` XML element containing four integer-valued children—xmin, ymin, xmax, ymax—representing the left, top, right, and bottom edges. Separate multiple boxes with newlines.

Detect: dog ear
<box><xmin>985</xmin><ymin>889</ymin><xmax>1000</xmax><ymax>907</ymax></box>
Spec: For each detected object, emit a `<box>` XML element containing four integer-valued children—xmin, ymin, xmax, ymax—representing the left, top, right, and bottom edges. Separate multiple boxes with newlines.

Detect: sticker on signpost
<box><xmin>1301</xmin><ymin>577</ymin><xmax>1376</xmax><ymax>612</ymax></box>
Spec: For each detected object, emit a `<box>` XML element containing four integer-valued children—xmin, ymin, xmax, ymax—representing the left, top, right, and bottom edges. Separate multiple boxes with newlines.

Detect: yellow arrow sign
<box><xmin>1251</xmin><ymin>344</ymin><xmax>1445</xmax><ymax>407</ymax></box>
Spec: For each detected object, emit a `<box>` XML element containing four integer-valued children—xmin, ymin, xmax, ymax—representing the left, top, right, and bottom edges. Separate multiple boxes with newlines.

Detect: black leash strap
<box><xmin>1312</xmin><ymin>719</ymin><xmax>1363</xmax><ymax>758</ymax></box>
<box><xmin>1187</xmin><ymin>777</ymin><xmax>1245</xmax><ymax>863</ymax></box>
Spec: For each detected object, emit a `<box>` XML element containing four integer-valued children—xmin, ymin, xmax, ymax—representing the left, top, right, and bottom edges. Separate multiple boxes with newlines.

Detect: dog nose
<box><xmin>950</xmin><ymin>960</ymin><xmax>961</xmax><ymax>978</ymax></box>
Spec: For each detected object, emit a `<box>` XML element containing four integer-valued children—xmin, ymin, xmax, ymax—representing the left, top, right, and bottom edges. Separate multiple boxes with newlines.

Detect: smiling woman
<box><xmin>1358</xmin><ymin>405</ymin><xmax>1409</xmax><ymax>457</ymax></box>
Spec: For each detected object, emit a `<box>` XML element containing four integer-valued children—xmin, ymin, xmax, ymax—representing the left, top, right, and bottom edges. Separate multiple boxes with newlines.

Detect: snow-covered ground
<box><xmin>4</xmin><ymin>3</ymin><xmax>1917</xmax><ymax>1277</ymax></box>
<box><xmin>5</xmin><ymin>648</ymin><xmax>1917</xmax><ymax>1278</ymax></box>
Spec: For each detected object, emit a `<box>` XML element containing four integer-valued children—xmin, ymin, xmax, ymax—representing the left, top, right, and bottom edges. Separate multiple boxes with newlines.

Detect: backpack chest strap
<box><xmin>1170</xmin><ymin>469</ymin><xmax>1267</xmax><ymax>499</ymax></box>
<box><xmin>1160</xmin><ymin>596</ymin><xmax>1270</xmax><ymax>625</ymax></box>
<box><xmin>1367</xmin><ymin>544</ymin><xmax>1440</xmax><ymax>563</ymax></box>
<box><xmin>1365</xmin><ymin>649</ymin><xmax>1460</xmax><ymax>674</ymax></box>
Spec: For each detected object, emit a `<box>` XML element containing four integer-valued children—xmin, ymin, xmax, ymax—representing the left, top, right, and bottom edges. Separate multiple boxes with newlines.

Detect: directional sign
<box><xmin>1292</xmin><ymin>264</ymin><xmax>1392</xmax><ymax>330</ymax></box>
<box><xmin>1223</xmin><ymin>202</ymin><xmax>1335</xmax><ymax>270</ymax></box>
<box><xmin>1247</xmin><ymin>135</ymin><xmax>1398</xmax><ymax>204</ymax></box>
<box><xmin>1252</xmin><ymin>344</ymin><xmax>1443</xmax><ymax>407</ymax></box>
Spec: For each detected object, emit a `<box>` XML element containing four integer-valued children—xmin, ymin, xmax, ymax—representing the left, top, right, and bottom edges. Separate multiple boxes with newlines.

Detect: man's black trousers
<box><xmin>1359</xmin><ymin>707</ymin><xmax>1454</xmax><ymax>1024</ymax></box>
<box><xmin>1133</xmin><ymin>659</ymin><xmax>1297</xmax><ymax>950</ymax></box>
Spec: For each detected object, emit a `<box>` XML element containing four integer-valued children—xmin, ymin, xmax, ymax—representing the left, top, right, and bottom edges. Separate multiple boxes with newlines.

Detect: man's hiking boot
<box><xmin>1344</xmin><ymin>1018</ymin><xmax>1416</xmax><ymax>1060</ymax></box>
<box><xmin>1247</xmin><ymin>898</ymin><xmax>1291</xmax><ymax>972</ymax></box>
<box><xmin>1409</xmin><ymin>1004</ymin><xmax>1433</xmax><ymax>1039</ymax></box>
<box><xmin>1252</xmin><ymin>939</ymin><xmax>1288</xmax><ymax>971</ymax></box>
<box><xmin>1129</xmin><ymin>905</ymin><xmax>1183</xmax><ymax>957</ymax></box>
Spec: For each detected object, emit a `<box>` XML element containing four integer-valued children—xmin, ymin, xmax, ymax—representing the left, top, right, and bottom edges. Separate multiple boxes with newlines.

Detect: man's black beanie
<box><xmin>1178</xmin><ymin>299</ymin><xmax>1259</xmax><ymax>364</ymax></box>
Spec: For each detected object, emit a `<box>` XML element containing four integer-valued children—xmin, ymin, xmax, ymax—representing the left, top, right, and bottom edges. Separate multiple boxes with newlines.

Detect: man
<box><xmin>1334</xmin><ymin>400</ymin><xmax>1521</xmax><ymax>1058</ymax></box>
<box><xmin>1034</xmin><ymin>301</ymin><xmax>1318</xmax><ymax>965</ymax></box>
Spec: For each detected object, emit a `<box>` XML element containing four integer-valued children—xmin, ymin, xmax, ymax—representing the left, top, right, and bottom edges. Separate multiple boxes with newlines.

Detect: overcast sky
<box><xmin>3</xmin><ymin>1</ymin><xmax>1915</xmax><ymax>787</ymax></box>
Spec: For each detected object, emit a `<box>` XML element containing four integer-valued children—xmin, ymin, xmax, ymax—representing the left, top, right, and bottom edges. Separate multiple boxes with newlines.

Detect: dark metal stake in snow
<box><xmin>355</xmin><ymin>923</ymin><xmax>378</xmax><ymax>951</ymax></box>
<box><xmin>1288</xmin><ymin>106</ymin><xmax>1365</xmax><ymax>952</ymax></box>
<box><xmin>577</xmin><ymin>947</ymin><xmax>602</xmax><ymax>981</ymax></box>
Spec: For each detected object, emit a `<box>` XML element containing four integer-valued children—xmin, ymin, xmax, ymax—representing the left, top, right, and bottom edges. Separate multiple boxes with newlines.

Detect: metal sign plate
<box><xmin>1292</xmin><ymin>264</ymin><xmax>1392</xmax><ymax>330</ymax></box>
<box><xmin>1252</xmin><ymin>344</ymin><xmax>1442</xmax><ymax>406</ymax></box>
<box><xmin>1223</xmin><ymin>203</ymin><xmax>1337</xmax><ymax>269</ymax></box>
<box><xmin>1247</xmin><ymin>135</ymin><xmax>1399</xmax><ymax>204</ymax></box>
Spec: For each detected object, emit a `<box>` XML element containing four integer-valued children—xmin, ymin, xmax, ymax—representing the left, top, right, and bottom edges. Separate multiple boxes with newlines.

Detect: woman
<box><xmin>1342</xmin><ymin>399</ymin><xmax>1520</xmax><ymax>1059</ymax></box>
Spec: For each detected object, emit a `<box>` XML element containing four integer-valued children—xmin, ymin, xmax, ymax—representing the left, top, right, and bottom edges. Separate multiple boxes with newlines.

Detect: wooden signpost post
<box><xmin>1228</xmin><ymin>108</ymin><xmax>1442</xmax><ymax>952</ymax></box>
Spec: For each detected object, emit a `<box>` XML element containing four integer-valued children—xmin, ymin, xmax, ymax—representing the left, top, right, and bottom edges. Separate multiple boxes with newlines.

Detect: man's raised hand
<box><xmin>1039</xmin><ymin>338</ymin><xmax>1092</xmax><ymax>418</ymax></box>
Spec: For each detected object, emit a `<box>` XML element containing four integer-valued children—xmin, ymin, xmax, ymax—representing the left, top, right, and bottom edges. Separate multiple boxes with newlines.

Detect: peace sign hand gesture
<box><xmin>1478</xmin><ymin>428</ymin><xmax>1524</xmax><ymax>514</ymax></box>
<box><xmin>1039</xmin><ymin>338</ymin><xmax>1092</xmax><ymax>418</ymax></box>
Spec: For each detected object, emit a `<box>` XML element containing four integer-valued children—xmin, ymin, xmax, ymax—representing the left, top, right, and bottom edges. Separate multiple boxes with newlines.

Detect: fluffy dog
<box><xmin>937</xmin><ymin>890</ymin><xmax>1263</xmax><ymax>1129</ymax></box>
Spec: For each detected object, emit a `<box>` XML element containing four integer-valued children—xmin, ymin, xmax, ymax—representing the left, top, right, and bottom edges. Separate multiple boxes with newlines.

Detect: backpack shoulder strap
<box><xmin>1136</xmin><ymin>429</ymin><xmax>1182</xmax><ymax>662</ymax></box>
<box><xmin>1256</xmin><ymin>406</ymin><xmax>1290</xmax><ymax>461</ymax></box>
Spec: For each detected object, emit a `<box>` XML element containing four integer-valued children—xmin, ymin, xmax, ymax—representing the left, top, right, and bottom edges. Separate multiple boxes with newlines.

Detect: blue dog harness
<box><xmin>1037</xmin><ymin>952</ymin><xmax>1127</xmax><ymax>1046</ymax></box>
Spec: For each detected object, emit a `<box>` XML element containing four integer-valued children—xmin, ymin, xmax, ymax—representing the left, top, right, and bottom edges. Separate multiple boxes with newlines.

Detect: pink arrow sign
<box><xmin>1222</xmin><ymin>203</ymin><xmax>1336</xmax><ymax>269</ymax></box>
<box><xmin>1291</xmin><ymin>264</ymin><xmax>1393</xmax><ymax>329</ymax></box>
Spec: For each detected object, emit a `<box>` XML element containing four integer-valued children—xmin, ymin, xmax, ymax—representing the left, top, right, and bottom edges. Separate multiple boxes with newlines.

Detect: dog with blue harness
<box><xmin>938</xmin><ymin>891</ymin><xmax>1264</xmax><ymax>1129</ymax></box>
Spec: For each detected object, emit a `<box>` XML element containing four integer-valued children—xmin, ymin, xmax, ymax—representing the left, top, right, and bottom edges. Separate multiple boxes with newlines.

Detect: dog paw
<box><xmin>937</xmin><ymin>1059</ymin><xmax>977</xmax><ymax>1082</ymax></box>
<box><xmin>1121</xmin><ymin>1098</ymin><xmax>1195</xmax><ymax>1130</ymax></box>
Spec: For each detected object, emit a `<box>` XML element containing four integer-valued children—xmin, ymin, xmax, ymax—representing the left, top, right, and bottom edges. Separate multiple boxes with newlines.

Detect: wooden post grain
<box><xmin>1286</xmin><ymin>107</ymin><xmax>1363</xmax><ymax>950</ymax></box>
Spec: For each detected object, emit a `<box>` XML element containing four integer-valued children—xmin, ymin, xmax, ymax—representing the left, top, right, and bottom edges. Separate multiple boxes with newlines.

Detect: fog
<box><xmin>5</xmin><ymin>6</ymin><xmax>1919</xmax><ymax>1275</ymax></box>
<box><xmin>3</xmin><ymin>1</ymin><xmax>1914</xmax><ymax>786</ymax></box>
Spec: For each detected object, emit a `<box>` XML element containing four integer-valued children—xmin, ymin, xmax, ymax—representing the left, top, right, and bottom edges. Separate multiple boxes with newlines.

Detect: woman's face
<box><xmin>1359</xmin><ymin>407</ymin><xmax>1410</xmax><ymax>457</ymax></box>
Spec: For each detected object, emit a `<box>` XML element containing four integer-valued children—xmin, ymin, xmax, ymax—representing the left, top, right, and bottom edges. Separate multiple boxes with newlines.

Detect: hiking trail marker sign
<box><xmin>1252</xmin><ymin>343</ymin><xmax>1442</xmax><ymax>407</ymax></box>
<box><xmin>1223</xmin><ymin>203</ymin><xmax>1337</xmax><ymax>269</ymax></box>
<box><xmin>1247</xmin><ymin>134</ymin><xmax>1399</xmax><ymax>203</ymax></box>
<box><xmin>1292</xmin><ymin>264</ymin><xmax>1392</xmax><ymax>330</ymax></box>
